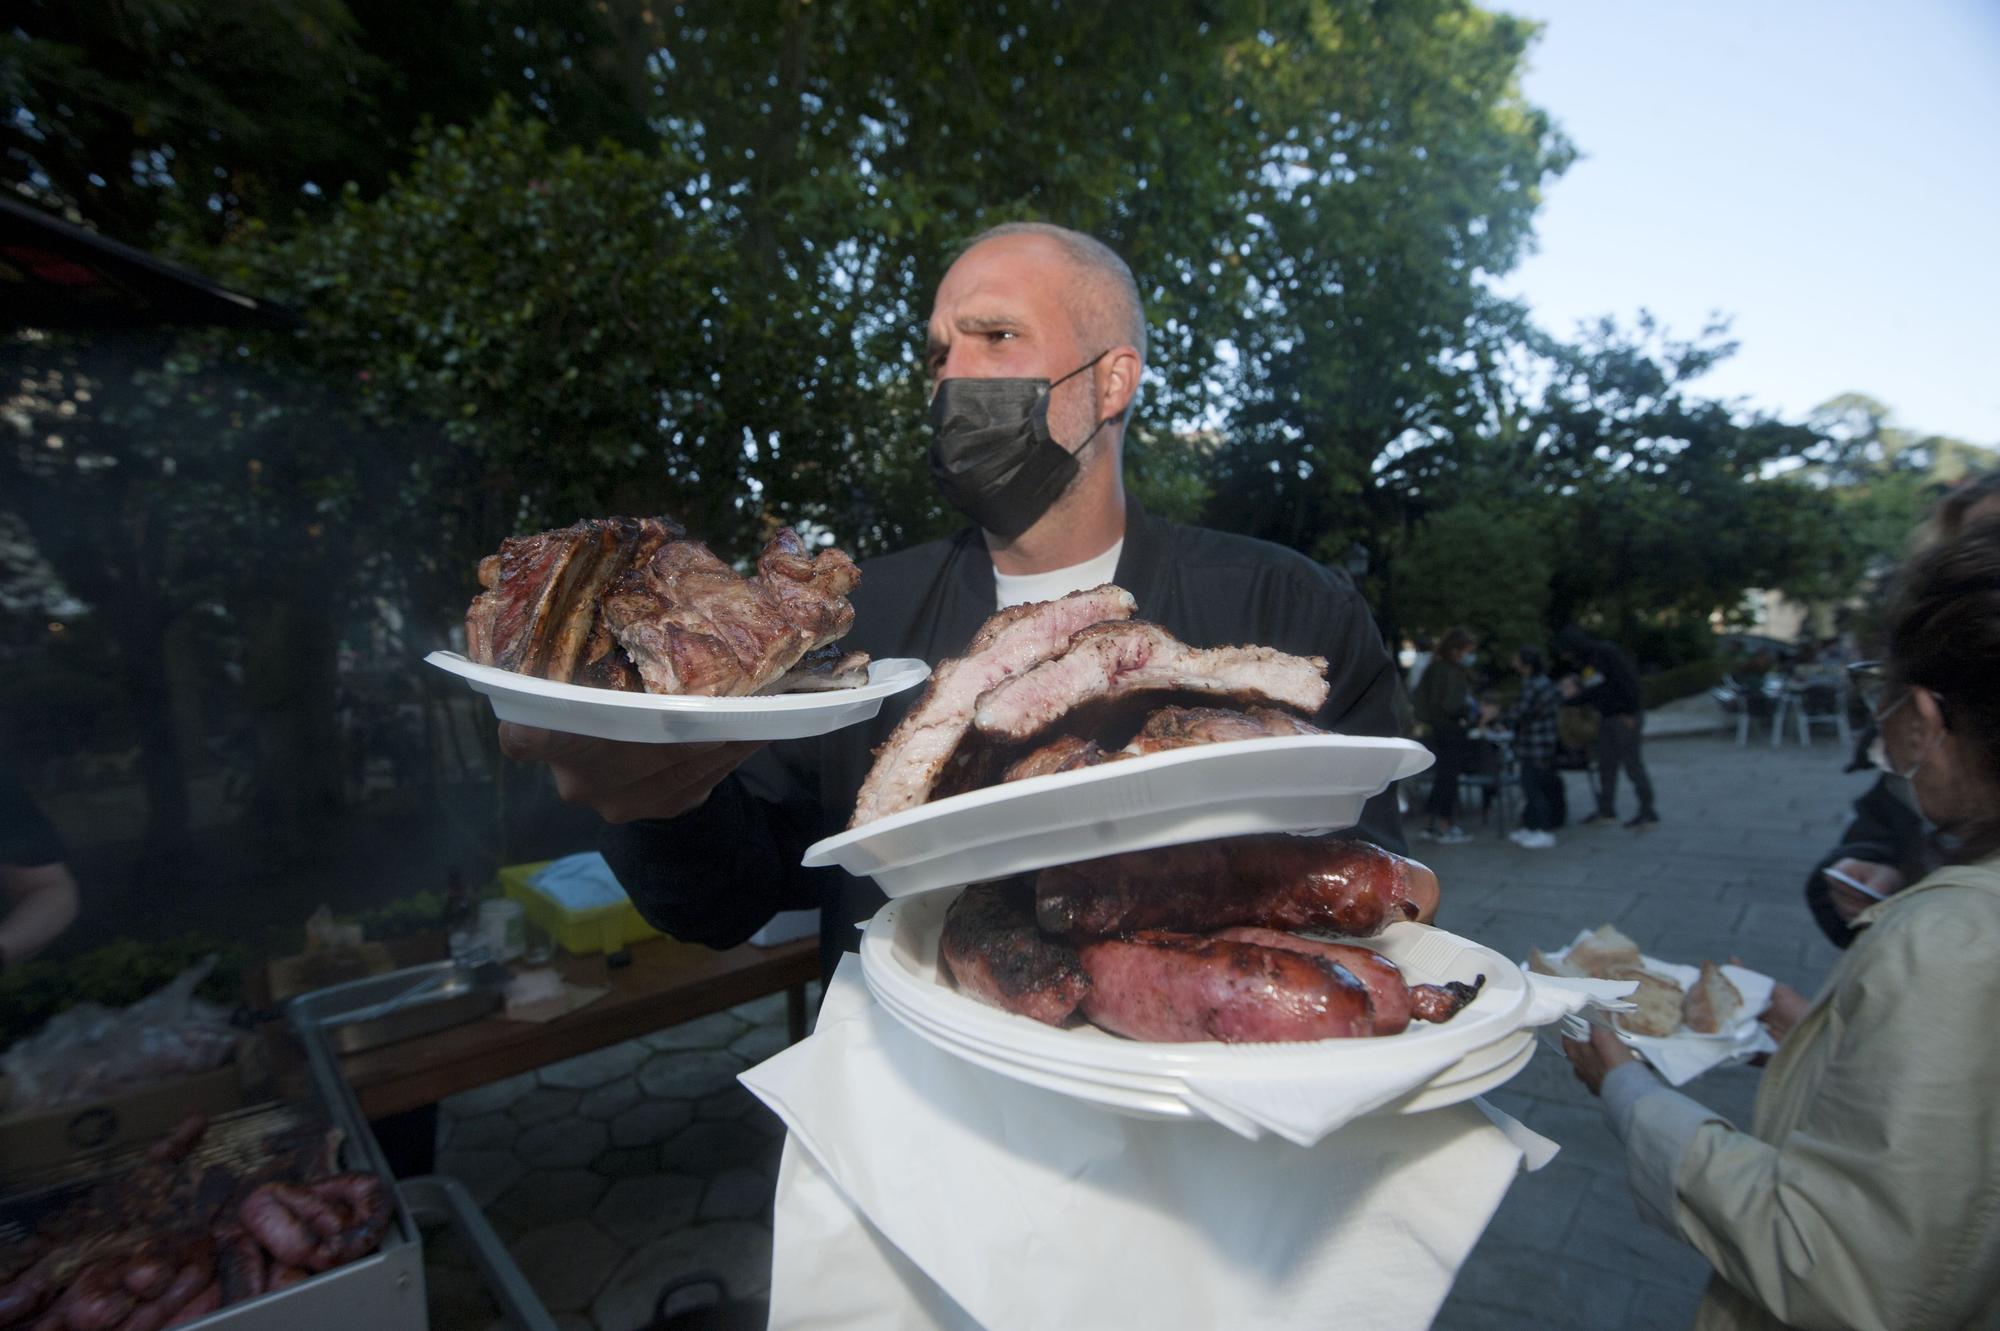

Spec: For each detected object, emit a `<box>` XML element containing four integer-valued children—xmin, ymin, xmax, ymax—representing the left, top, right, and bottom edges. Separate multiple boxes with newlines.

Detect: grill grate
<box><xmin>0</xmin><ymin>1100</ymin><xmax>345</xmax><ymax>1276</ymax></box>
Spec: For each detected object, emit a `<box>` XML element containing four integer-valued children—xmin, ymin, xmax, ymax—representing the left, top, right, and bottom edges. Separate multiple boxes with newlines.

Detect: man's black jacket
<box><xmin>602</xmin><ymin>497</ymin><xmax>1407</xmax><ymax>981</ymax></box>
<box><xmin>1804</xmin><ymin>774</ymin><xmax>1930</xmax><ymax>949</ymax></box>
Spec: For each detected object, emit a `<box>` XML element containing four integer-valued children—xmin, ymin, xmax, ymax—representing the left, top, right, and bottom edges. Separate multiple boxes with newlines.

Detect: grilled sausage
<box><xmin>1211</xmin><ymin>928</ymin><xmax>1416</xmax><ymax>1034</ymax></box>
<box><xmin>1075</xmin><ymin>933</ymin><xmax>1374</xmax><ymax>1042</ymax></box>
<box><xmin>1037</xmin><ymin>836</ymin><xmax>1437</xmax><ymax>939</ymax></box>
<box><xmin>145</xmin><ymin>1113</ymin><xmax>208</xmax><ymax>1166</ymax></box>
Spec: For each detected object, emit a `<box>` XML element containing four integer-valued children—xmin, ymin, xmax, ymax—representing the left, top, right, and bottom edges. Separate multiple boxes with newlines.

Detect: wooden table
<box><xmin>324</xmin><ymin>935</ymin><xmax>819</xmax><ymax>1119</ymax></box>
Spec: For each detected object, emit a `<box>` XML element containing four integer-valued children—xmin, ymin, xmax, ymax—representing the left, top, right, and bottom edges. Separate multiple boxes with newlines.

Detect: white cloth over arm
<box><xmin>744</xmin><ymin>955</ymin><xmax>1554</xmax><ymax>1331</ymax></box>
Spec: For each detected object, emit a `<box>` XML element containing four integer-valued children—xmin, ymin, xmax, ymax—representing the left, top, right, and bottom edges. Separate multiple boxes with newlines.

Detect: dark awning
<box><xmin>0</xmin><ymin>197</ymin><xmax>302</xmax><ymax>331</ymax></box>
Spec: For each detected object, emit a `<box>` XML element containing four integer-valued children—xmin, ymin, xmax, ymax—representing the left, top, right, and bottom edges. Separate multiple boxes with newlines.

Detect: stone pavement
<box><xmin>423</xmin><ymin>728</ymin><xmax>1869</xmax><ymax>1331</ymax></box>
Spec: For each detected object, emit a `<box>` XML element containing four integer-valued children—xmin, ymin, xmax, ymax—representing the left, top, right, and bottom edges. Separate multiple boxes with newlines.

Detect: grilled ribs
<box><xmin>970</xmin><ymin>621</ymin><xmax>1329</xmax><ymax>743</ymax></box>
<box><xmin>849</xmin><ymin>584</ymin><xmax>1137</xmax><ymax>826</ymax></box>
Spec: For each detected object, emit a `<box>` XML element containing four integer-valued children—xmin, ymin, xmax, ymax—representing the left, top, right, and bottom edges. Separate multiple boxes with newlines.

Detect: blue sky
<box><xmin>1491</xmin><ymin>0</ymin><xmax>2000</xmax><ymax>446</ymax></box>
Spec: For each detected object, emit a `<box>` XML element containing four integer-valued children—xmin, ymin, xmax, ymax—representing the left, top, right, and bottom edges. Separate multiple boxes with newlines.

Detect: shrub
<box><xmin>1641</xmin><ymin>658</ymin><xmax>1726</xmax><ymax>710</ymax></box>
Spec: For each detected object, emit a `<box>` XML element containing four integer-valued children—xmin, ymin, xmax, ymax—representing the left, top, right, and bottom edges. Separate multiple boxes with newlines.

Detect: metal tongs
<box><xmin>326</xmin><ymin>966</ymin><xmax>462</xmax><ymax>1027</ymax></box>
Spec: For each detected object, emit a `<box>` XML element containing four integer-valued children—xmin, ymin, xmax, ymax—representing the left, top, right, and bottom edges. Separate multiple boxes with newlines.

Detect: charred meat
<box><xmin>466</xmin><ymin>518</ymin><xmax>862</xmax><ymax>698</ymax></box>
<box><xmin>1036</xmin><ymin>835</ymin><xmax>1436</xmax><ymax>940</ymax></box>
<box><xmin>938</xmin><ymin>882</ymin><xmax>1092</xmax><ymax>1026</ymax></box>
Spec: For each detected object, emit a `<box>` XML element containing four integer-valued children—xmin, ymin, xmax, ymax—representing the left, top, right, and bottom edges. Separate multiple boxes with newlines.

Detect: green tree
<box><xmin>1385</xmin><ymin>500</ymin><xmax>1554</xmax><ymax>653</ymax></box>
<box><xmin>2</xmin><ymin>0</ymin><xmax>661</xmax><ymax>245</ymax></box>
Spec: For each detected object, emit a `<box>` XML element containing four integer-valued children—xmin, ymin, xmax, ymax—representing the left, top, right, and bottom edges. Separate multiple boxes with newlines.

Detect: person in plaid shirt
<box><xmin>1491</xmin><ymin>646</ymin><xmax>1563</xmax><ymax>848</ymax></box>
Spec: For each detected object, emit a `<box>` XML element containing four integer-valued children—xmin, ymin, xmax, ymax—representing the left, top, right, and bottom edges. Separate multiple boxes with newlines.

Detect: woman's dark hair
<box><xmin>1932</xmin><ymin>470</ymin><xmax>2000</xmax><ymax>544</ymax></box>
<box><xmin>1887</xmin><ymin>514</ymin><xmax>2000</xmax><ymax>861</ymax></box>
<box><xmin>1517</xmin><ymin>646</ymin><xmax>1545</xmax><ymax>674</ymax></box>
<box><xmin>1438</xmin><ymin>627</ymin><xmax>1476</xmax><ymax>659</ymax></box>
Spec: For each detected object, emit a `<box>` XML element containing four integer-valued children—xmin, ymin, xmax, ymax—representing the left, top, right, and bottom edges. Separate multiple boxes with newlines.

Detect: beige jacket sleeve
<box><xmin>1664</xmin><ymin>884</ymin><xmax>2000</xmax><ymax>1331</ymax></box>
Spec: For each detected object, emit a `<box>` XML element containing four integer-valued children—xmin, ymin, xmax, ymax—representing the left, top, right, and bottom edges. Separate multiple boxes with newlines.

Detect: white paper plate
<box><xmin>424</xmin><ymin>652</ymin><xmax>930</xmax><ymax>743</ymax></box>
<box><xmin>873</xmin><ymin>979</ymin><xmax>1538</xmax><ymax>1124</ymax></box>
<box><xmin>1544</xmin><ymin>933</ymin><xmax>1774</xmax><ymax>1046</ymax></box>
<box><xmin>858</xmin><ymin>889</ymin><xmax>1533</xmax><ymax>1125</ymax></box>
<box><xmin>806</xmin><ymin>734</ymin><xmax>1433</xmax><ymax>896</ymax></box>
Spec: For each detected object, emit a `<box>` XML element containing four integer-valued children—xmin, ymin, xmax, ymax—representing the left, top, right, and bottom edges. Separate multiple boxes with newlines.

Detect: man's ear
<box><xmin>1096</xmin><ymin>346</ymin><xmax>1143</xmax><ymax>422</ymax></box>
<box><xmin>1912</xmin><ymin>686</ymin><xmax>1949</xmax><ymax>741</ymax></box>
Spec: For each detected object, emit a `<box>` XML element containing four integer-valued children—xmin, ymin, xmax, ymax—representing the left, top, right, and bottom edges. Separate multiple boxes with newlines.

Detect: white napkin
<box><xmin>1538</xmin><ymin>933</ymin><xmax>1778</xmax><ymax>1086</ymax></box>
<box><xmin>743</xmin><ymin>956</ymin><xmax>1557</xmax><ymax>1331</ymax></box>
<box><xmin>886</xmin><ymin>965</ymin><xmax>1620</xmax><ymax>1151</ymax></box>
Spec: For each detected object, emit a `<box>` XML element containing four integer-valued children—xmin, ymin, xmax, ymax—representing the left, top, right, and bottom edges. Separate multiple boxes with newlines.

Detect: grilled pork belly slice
<box><xmin>970</xmin><ymin>621</ymin><xmax>1329</xmax><ymax>744</ymax></box>
<box><xmin>849</xmin><ymin>584</ymin><xmax>1137</xmax><ymax>827</ymax></box>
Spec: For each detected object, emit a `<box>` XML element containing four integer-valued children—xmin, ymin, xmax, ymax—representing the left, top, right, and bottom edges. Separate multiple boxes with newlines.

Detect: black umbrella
<box><xmin>0</xmin><ymin>196</ymin><xmax>301</xmax><ymax>331</ymax></box>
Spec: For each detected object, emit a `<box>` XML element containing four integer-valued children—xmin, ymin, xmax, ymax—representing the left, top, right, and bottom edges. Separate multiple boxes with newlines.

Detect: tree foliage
<box><xmin>9</xmin><ymin>0</ymin><xmax>1983</xmax><ymax>865</ymax></box>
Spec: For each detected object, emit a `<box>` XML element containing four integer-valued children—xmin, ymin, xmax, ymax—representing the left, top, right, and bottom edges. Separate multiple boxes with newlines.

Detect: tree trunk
<box><xmin>116</xmin><ymin>602</ymin><xmax>195</xmax><ymax>871</ymax></box>
<box><xmin>242</xmin><ymin>594</ymin><xmax>345</xmax><ymax>843</ymax></box>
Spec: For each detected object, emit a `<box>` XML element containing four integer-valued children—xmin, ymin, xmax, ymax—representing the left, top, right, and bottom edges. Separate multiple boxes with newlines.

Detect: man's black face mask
<box><xmin>927</xmin><ymin>352</ymin><xmax>1110</xmax><ymax>539</ymax></box>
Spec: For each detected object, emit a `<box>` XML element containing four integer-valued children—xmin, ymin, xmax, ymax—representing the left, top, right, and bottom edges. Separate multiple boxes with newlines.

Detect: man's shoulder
<box><xmin>1151</xmin><ymin>515</ymin><xmax>1350</xmax><ymax>597</ymax></box>
<box><xmin>858</xmin><ymin>528</ymin><xmax>965</xmax><ymax>581</ymax></box>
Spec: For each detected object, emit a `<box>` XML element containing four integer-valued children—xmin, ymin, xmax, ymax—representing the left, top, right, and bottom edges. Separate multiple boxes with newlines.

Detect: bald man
<box><xmin>503</xmin><ymin>223</ymin><xmax>1406</xmax><ymax>980</ymax></box>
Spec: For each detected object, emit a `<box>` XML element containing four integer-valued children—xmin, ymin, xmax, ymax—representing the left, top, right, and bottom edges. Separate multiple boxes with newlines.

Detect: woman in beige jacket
<box><xmin>1566</xmin><ymin>517</ymin><xmax>2000</xmax><ymax>1331</ymax></box>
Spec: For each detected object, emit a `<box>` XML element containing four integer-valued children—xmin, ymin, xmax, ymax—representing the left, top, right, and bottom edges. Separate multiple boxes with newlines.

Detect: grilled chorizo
<box><xmin>1075</xmin><ymin>933</ymin><xmax>1375</xmax><ymax>1042</ymax></box>
<box><xmin>1037</xmin><ymin>836</ymin><xmax>1436</xmax><ymax>939</ymax></box>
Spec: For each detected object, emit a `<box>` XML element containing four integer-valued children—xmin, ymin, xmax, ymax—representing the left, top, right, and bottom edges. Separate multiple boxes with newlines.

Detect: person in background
<box><xmin>1412</xmin><ymin>627</ymin><xmax>1478</xmax><ymax>844</ymax></box>
<box><xmin>1805</xmin><ymin>468</ymin><xmax>2000</xmax><ymax>946</ymax></box>
<box><xmin>1404</xmin><ymin>633</ymin><xmax>1435</xmax><ymax>693</ymax></box>
<box><xmin>1487</xmin><ymin>646</ymin><xmax>1562</xmax><ymax>850</ymax></box>
<box><xmin>1555</xmin><ymin>624</ymin><xmax>1658</xmax><ymax>829</ymax></box>
<box><xmin>0</xmin><ymin>760</ymin><xmax>80</xmax><ymax>968</ymax></box>
<box><xmin>1564</xmin><ymin>515</ymin><xmax>2000</xmax><ymax>1331</ymax></box>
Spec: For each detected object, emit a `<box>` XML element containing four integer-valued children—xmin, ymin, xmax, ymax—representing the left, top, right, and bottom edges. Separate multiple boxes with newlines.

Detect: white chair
<box><xmin>1793</xmin><ymin>678</ymin><xmax>1852</xmax><ymax>748</ymax></box>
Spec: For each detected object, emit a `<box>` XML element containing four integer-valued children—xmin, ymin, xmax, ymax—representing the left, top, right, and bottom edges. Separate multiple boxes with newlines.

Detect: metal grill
<box><xmin>0</xmin><ymin>1100</ymin><xmax>333</xmax><ymax>1252</ymax></box>
<box><xmin>1</xmin><ymin>974</ymin><xmax>554</xmax><ymax>1331</ymax></box>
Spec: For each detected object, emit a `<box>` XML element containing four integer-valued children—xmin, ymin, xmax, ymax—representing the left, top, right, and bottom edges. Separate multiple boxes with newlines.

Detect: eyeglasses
<box><xmin>1849</xmin><ymin>660</ymin><xmax>1950</xmax><ymax>728</ymax></box>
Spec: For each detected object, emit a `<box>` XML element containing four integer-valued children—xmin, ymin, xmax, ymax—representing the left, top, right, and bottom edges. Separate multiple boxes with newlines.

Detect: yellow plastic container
<box><xmin>497</xmin><ymin>860</ymin><xmax>663</xmax><ymax>956</ymax></box>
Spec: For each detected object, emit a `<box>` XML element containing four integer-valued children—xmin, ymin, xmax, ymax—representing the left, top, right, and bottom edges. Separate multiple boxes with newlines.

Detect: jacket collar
<box><xmin>1111</xmin><ymin>495</ymin><xmax>1171</xmax><ymax>619</ymax></box>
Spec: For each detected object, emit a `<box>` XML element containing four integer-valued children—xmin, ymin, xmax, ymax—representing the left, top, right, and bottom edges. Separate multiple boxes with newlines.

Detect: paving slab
<box><xmin>539</xmin><ymin>1041</ymin><xmax>650</xmax><ymax>1091</ymax></box>
<box><xmin>507</xmin><ymin>1218</ymin><xmax>625</xmax><ymax>1313</ymax></box>
<box><xmin>592</xmin><ymin>1173</ymin><xmax>706</xmax><ymax>1249</ymax></box>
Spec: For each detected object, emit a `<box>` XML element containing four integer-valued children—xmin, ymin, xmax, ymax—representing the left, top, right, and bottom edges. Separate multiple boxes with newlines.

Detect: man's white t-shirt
<box><xmin>992</xmin><ymin>539</ymin><xmax>1124</xmax><ymax>609</ymax></box>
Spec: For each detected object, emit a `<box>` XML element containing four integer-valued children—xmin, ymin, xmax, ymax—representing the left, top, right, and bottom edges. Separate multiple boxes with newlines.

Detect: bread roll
<box><xmin>1609</xmin><ymin>966</ymin><xmax>1685</xmax><ymax>1037</ymax></box>
<box><xmin>1682</xmin><ymin>960</ymin><xmax>1744</xmax><ymax>1034</ymax></box>
<box><xmin>1527</xmin><ymin>947</ymin><xmax>1586</xmax><ymax>979</ymax></box>
<box><xmin>1569</xmin><ymin>924</ymin><xmax>1643</xmax><ymax>979</ymax></box>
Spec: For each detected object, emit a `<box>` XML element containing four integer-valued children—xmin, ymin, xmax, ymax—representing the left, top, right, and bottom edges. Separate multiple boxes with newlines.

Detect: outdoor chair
<box><xmin>1457</xmin><ymin>735</ymin><xmax>1519</xmax><ymax>835</ymax></box>
<box><xmin>1785</xmin><ymin>679</ymin><xmax>1851</xmax><ymax>749</ymax></box>
<box><xmin>1717</xmin><ymin>674</ymin><xmax>1780</xmax><ymax>746</ymax></box>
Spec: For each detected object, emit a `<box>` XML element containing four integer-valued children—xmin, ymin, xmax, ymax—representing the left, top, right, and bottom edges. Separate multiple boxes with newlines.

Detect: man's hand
<box><xmin>1556</xmin><ymin>675</ymin><xmax>1580</xmax><ymax>699</ymax></box>
<box><xmin>1758</xmin><ymin>982</ymin><xmax>1810</xmax><ymax>1045</ymax></box>
<box><xmin>1561</xmin><ymin>1022</ymin><xmax>1638</xmax><ymax>1097</ymax></box>
<box><xmin>498</xmin><ymin>724</ymin><xmax>763</xmax><ymax>823</ymax></box>
<box><xmin>1825</xmin><ymin>857</ymin><xmax>1902</xmax><ymax>923</ymax></box>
